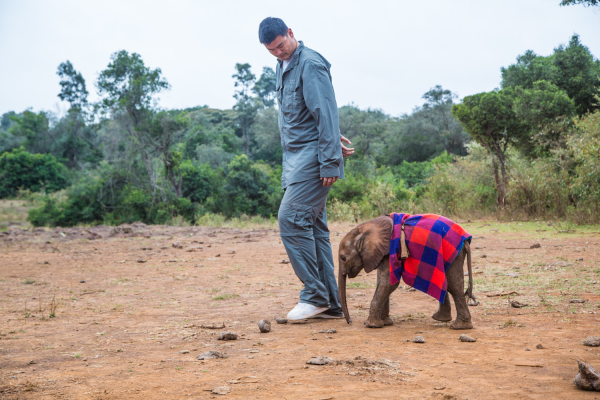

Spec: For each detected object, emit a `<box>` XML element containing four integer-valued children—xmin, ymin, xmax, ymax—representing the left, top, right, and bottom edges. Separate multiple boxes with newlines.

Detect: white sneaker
<box><xmin>287</xmin><ymin>303</ymin><xmax>329</xmax><ymax>320</ymax></box>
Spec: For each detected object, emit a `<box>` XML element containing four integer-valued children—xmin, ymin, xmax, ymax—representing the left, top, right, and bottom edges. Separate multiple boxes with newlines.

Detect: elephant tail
<box><xmin>463</xmin><ymin>241</ymin><xmax>477</xmax><ymax>304</ymax></box>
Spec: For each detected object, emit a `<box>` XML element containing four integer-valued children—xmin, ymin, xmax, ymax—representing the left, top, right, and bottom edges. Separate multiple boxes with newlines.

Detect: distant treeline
<box><xmin>0</xmin><ymin>34</ymin><xmax>599</xmax><ymax>226</ymax></box>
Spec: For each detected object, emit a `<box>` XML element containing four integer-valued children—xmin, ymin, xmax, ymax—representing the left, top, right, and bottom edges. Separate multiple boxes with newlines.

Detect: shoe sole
<box><xmin>287</xmin><ymin>306</ymin><xmax>329</xmax><ymax>320</ymax></box>
<box><xmin>309</xmin><ymin>314</ymin><xmax>344</xmax><ymax>319</ymax></box>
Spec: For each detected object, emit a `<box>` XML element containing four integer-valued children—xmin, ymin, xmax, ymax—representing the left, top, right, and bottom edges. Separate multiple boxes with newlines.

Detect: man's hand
<box><xmin>341</xmin><ymin>135</ymin><xmax>355</xmax><ymax>158</ymax></box>
<box><xmin>321</xmin><ymin>176</ymin><xmax>338</xmax><ymax>187</ymax></box>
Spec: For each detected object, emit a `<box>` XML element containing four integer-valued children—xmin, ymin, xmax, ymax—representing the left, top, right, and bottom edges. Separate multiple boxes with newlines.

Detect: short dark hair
<box><xmin>258</xmin><ymin>17</ymin><xmax>288</xmax><ymax>44</ymax></box>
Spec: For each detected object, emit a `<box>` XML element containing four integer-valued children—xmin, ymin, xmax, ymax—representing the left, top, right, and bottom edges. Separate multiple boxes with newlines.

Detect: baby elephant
<box><xmin>338</xmin><ymin>215</ymin><xmax>475</xmax><ymax>330</ymax></box>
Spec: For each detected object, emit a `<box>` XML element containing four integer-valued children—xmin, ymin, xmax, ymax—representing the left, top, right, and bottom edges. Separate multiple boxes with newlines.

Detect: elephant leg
<box><xmin>382</xmin><ymin>297</ymin><xmax>394</xmax><ymax>326</ymax></box>
<box><xmin>446</xmin><ymin>249</ymin><xmax>473</xmax><ymax>330</ymax></box>
<box><xmin>365</xmin><ymin>259</ymin><xmax>399</xmax><ymax>328</ymax></box>
<box><xmin>432</xmin><ymin>292</ymin><xmax>452</xmax><ymax>322</ymax></box>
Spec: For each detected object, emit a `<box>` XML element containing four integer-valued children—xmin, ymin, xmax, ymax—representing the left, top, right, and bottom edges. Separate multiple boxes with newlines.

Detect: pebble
<box><xmin>570</xmin><ymin>299</ymin><xmax>587</xmax><ymax>304</ymax></box>
<box><xmin>196</xmin><ymin>351</ymin><xmax>228</xmax><ymax>360</ymax></box>
<box><xmin>172</xmin><ymin>241</ymin><xmax>183</xmax><ymax>249</ymax></box>
<box><xmin>180</xmin><ymin>350</ymin><xmax>190</xmax><ymax>354</ymax></box>
<box><xmin>228</xmin><ymin>250</ymin><xmax>236</xmax><ymax>254</ymax></box>
<box><xmin>306</xmin><ymin>356</ymin><xmax>335</xmax><ymax>365</ymax></box>
<box><xmin>318</xmin><ymin>329</ymin><xmax>337</xmax><ymax>334</ymax></box>
<box><xmin>525</xmin><ymin>348</ymin><xmax>531</xmax><ymax>351</ymax></box>
<box><xmin>280</xmin><ymin>259</ymin><xmax>290</xmax><ymax>264</ymax></box>
<box><xmin>459</xmin><ymin>334</ymin><xmax>476</xmax><ymax>342</ymax></box>
<box><xmin>275</xmin><ymin>318</ymin><xmax>288</xmax><ymax>324</ymax></box>
<box><xmin>211</xmin><ymin>386</ymin><xmax>231</xmax><ymax>395</ymax></box>
<box><xmin>536</xmin><ymin>344</ymin><xmax>544</xmax><ymax>349</ymax></box>
<box><xmin>217</xmin><ymin>331</ymin><xmax>238</xmax><ymax>341</ymax></box>
<box><xmin>412</xmin><ymin>336</ymin><xmax>425</xmax><ymax>343</ymax></box>
<box><xmin>80</xmin><ymin>280</ymin><xmax>85</xmax><ymax>283</ymax></box>
<box><xmin>258</xmin><ymin>320</ymin><xmax>271</xmax><ymax>333</ymax></box>
<box><xmin>583</xmin><ymin>336</ymin><xmax>600</xmax><ymax>347</ymax></box>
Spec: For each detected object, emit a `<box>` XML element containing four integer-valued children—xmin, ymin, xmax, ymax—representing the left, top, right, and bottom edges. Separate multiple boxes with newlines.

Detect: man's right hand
<box><xmin>321</xmin><ymin>176</ymin><xmax>339</xmax><ymax>187</ymax></box>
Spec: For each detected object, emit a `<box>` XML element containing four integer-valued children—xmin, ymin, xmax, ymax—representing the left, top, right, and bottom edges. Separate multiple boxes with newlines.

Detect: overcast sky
<box><xmin>1</xmin><ymin>0</ymin><xmax>598</xmax><ymax>118</ymax></box>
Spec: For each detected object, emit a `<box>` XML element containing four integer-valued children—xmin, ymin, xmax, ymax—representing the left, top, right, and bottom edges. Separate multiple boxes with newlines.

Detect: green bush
<box><xmin>0</xmin><ymin>147</ymin><xmax>69</xmax><ymax>198</ymax></box>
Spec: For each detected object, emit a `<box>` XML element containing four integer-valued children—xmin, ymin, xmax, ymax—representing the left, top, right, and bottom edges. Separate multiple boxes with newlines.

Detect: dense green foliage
<box><xmin>0</xmin><ymin>33</ymin><xmax>597</xmax><ymax>227</ymax></box>
<box><xmin>0</xmin><ymin>148</ymin><xmax>69</xmax><ymax>198</ymax></box>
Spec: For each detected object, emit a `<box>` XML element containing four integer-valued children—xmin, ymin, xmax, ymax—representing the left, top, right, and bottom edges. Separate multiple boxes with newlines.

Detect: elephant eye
<box><xmin>341</xmin><ymin>255</ymin><xmax>346</xmax><ymax>262</ymax></box>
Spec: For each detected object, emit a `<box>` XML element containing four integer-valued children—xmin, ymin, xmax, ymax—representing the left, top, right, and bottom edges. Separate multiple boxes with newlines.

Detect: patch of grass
<box><xmin>346</xmin><ymin>281</ymin><xmax>374</xmax><ymax>289</ymax></box>
<box><xmin>212</xmin><ymin>293</ymin><xmax>239</xmax><ymax>301</ymax></box>
<box><xmin>175</xmin><ymin>366</ymin><xmax>183</xmax><ymax>370</ymax></box>
<box><xmin>73</xmin><ymin>353</ymin><xmax>81</xmax><ymax>358</ymax></box>
<box><xmin>23</xmin><ymin>278</ymin><xmax>35</xmax><ymax>285</ymax></box>
<box><xmin>502</xmin><ymin>319</ymin><xmax>518</xmax><ymax>328</ymax></box>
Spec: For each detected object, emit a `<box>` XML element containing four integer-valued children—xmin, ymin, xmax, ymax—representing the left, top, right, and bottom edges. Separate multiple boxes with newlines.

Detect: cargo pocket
<box><xmin>290</xmin><ymin>203</ymin><xmax>314</xmax><ymax>234</ymax></box>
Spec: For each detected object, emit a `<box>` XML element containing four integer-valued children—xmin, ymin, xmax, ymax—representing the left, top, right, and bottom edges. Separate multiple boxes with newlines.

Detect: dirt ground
<box><xmin>1</xmin><ymin>219</ymin><xmax>600</xmax><ymax>399</ymax></box>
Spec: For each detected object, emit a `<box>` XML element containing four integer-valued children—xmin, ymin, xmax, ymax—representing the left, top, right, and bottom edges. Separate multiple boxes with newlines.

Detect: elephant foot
<box><xmin>450</xmin><ymin>319</ymin><xmax>473</xmax><ymax>330</ymax></box>
<box><xmin>364</xmin><ymin>318</ymin><xmax>384</xmax><ymax>328</ymax></box>
<box><xmin>383</xmin><ymin>317</ymin><xmax>394</xmax><ymax>326</ymax></box>
<box><xmin>432</xmin><ymin>310</ymin><xmax>452</xmax><ymax>322</ymax></box>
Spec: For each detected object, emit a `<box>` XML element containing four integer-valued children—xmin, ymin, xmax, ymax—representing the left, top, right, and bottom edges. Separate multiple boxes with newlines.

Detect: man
<box><xmin>258</xmin><ymin>17</ymin><xmax>354</xmax><ymax>320</ymax></box>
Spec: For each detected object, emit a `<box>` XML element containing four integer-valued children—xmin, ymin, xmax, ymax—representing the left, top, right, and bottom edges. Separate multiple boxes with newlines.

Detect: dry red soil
<box><xmin>1</xmin><ymin>221</ymin><xmax>600</xmax><ymax>399</ymax></box>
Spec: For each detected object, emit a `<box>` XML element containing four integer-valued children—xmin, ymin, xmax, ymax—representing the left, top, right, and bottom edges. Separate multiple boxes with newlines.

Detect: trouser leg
<box><xmin>313</xmin><ymin>207</ymin><xmax>343</xmax><ymax>315</ymax></box>
<box><xmin>278</xmin><ymin>178</ymin><xmax>338</xmax><ymax>309</ymax></box>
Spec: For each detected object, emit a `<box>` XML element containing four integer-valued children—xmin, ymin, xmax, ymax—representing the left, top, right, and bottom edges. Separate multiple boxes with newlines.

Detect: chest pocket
<box><xmin>281</xmin><ymin>78</ymin><xmax>296</xmax><ymax>116</ymax></box>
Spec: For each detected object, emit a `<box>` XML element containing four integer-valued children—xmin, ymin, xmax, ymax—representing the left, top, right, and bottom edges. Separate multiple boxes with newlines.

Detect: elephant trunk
<box><xmin>338</xmin><ymin>263</ymin><xmax>352</xmax><ymax>324</ymax></box>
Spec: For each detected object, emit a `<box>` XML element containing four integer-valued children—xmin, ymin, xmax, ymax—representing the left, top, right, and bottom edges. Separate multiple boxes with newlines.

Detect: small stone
<box><xmin>318</xmin><ymin>329</ymin><xmax>337</xmax><ymax>334</ymax></box>
<box><xmin>530</xmin><ymin>243</ymin><xmax>541</xmax><ymax>249</ymax></box>
<box><xmin>217</xmin><ymin>331</ymin><xmax>238</xmax><ymax>341</ymax></box>
<box><xmin>536</xmin><ymin>344</ymin><xmax>544</xmax><ymax>349</ymax></box>
<box><xmin>306</xmin><ymin>356</ymin><xmax>335</xmax><ymax>365</ymax></box>
<box><xmin>137</xmin><ymin>259</ymin><xmax>146</xmax><ymax>263</ymax></box>
<box><xmin>280</xmin><ymin>259</ymin><xmax>290</xmax><ymax>264</ymax></box>
<box><xmin>180</xmin><ymin>350</ymin><xmax>190</xmax><ymax>354</ymax></box>
<box><xmin>583</xmin><ymin>336</ymin><xmax>600</xmax><ymax>347</ymax></box>
<box><xmin>228</xmin><ymin>250</ymin><xmax>236</xmax><ymax>254</ymax></box>
<box><xmin>196</xmin><ymin>351</ymin><xmax>227</xmax><ymax>360</ymax></box>
<box><xmin>275</xmin><ymin>318</ymin><xmax>288</xmax><ymax>324</ymax></box>
<box><xmin>481</xmin><ymin>254</ymin><xmax>487</xmax><ymax>258</ymax></box>
<box><xmin>412</xmin><ymin>336</ymin><xmax>425</xmax><ymax>343</ymax></box>
<box><xmin>258</xmin><ymin>320</ymin><xmax>271</xmax><ymax>333</ymax></box>
<box><xmin>570</xmin><ymin>299</ymin><xmax>587</xmax><ymax>304</ymax></box>
<box><xmin>525</xmin><ymin>347</ymin><xmax>531</xmax><ymax>351</ymax></box>
<box><xmin>211</xmin><ymin>386</ymin><xmax>231</xmax><ymax>395</ymax></box>
<box><xmin>80</xmin><ymin>280</ymin><xmax>85</xmax><ymax>283</ymax></box>
<box><xmin>172</xmin><ymin>241</ymin><xmax>183</xmax><ymax>249</ymax></box>
<box><xmin>459</xmin><ymin>334</ymin><xmax>476</xmax><ymax>342</ymax></box>
<box><xmin>510</xmin><ymin>300</ymin><xmax>528</xmax><ymax>308</ymax></box>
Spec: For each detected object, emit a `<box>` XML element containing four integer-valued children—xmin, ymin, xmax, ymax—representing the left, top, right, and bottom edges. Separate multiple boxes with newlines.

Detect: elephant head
<box><xmin>338</xmin><ymin>216</ymin><xmax>393</xmax><ymax>324</ymax></box>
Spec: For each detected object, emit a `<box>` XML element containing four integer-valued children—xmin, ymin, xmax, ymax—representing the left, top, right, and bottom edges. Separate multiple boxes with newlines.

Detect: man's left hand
<box><xmin>321</xmin><ymin>176</ymin><xmax>338</xmax><ymax>187</ymax></box>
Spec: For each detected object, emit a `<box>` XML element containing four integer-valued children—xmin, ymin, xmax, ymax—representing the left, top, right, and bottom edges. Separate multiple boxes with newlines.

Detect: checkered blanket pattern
<box><xmin>389</xmin><ymin>213</ymin><xmax>472</xmax><ymax>303</ymax></box>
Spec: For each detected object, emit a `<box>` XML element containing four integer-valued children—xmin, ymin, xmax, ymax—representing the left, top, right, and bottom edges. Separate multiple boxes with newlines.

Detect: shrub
<box><xmin>0</xmin><ymin>147</ymin><xmax>69</xmax><ymax>198</ymax></box>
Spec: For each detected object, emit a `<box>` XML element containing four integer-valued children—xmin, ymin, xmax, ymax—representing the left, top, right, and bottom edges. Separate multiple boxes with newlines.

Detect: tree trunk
<box><xmin>491</xmin><ymin>156</ymin><xmax>504</xmax><ymax>207</ymax></box>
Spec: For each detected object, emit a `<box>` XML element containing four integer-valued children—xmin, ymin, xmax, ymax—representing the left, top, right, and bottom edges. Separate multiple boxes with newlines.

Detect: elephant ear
<box><xmin>356</xmin><ymin>216</ymin><xmax>393</xmax><ymax>273</ymax></box>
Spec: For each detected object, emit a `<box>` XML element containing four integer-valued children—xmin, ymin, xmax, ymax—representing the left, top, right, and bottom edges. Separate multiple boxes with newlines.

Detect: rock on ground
<box><xmin>258</xmin><ymin>320</ymin><xmax>271</xmax><ymax>333</ymax></box>
<box><xmin>218</xmin><ymin>331</ymin><xmax>238</xmax><ymax>341</ymax></box>
<box><xmin>275</xmin><ymin>318</ymin><xmax>288</xmax><ymax>324</ymax></box>
<box><xmin>459</xmin><ymin>334</ymin><xmax>476</xmax><ymax>342</ymax></box>
<box><xmin>584</xmin><ymin>336</ymin><xmax>600</xmax><ymax>347</ymax></box>
<box><xmin>197</xmin><ymin>351</ymin><xmax>228</xmax><ymax>360</ymax></box>
<box><xmin>575</xmin><ymin>359</ymin><xmax>600</xmax><ymax>391</ymax></box>
<box><xmin>413</xmin><ymin>336</ymin><xmax>425</xmax><ymax>343</ymax></box>
<box><xmin>306</xmin><ymin>356</ymin><xmax>335</xmax><ymax>365</ymax></box>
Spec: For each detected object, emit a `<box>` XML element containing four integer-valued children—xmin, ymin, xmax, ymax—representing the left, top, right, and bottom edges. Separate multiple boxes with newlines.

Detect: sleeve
<box><xmin>302</xmin><ymin>61</ymin><xmax>343</xmax><ymax>178</ymax></box>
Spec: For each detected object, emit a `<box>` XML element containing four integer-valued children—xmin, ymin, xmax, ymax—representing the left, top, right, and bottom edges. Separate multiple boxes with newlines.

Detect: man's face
<box><xmin>264</xmin><ymin>28</ymin><xmax>297</xmax><ymax>61</ymax></box>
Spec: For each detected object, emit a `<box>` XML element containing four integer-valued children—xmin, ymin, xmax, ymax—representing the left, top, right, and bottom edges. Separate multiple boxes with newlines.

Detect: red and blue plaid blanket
<box><xmin>389</xmin><ymin>213</ymin><xmax>472</xmax><ymax>303</ymax></box>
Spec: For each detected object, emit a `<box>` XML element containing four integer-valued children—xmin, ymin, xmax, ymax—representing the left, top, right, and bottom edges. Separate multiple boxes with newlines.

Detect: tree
<box><xmin>232</xmin><ymin>63</ymin><xmax>260</xmax><ymax>155</ymax></box>
<box><xmin>8</xmin><ymin>110</ymin><xmax>51</xmax><ymax>154</ymax></box>
<box><xmin>0</xmin><ymin>147</ymin><xmax>69</xmax><ymax>198</ymax></box>
<box><xmin>96</xmin><ymin>50</ymin><xmax>172</xmax><ymax>199</ymax></box>
<box><xmin>96</xmin><ymin>50</ymin><xmax>170</xmax><ymax>125</ymax></box>
<box><xmin>57</xmin><ymin>61</ymin><xmax>89</xmax><ymax>111</ymax></box>
<box><xmin>560</xmin><ymin>0</ymin><xmax>599</xmax><ymax>6</ymax></box>
<box><xmin>511</xmin><ymin>81</ymin><xmax>575</xmax><ymax>156</ymax></box>
<box><xmin>452</xmin><ymin>89</ymin><xmax>529</xmax><ymax>207</ymax></box>
<box><xmin>339</xmin><ymin>105</ymin><xmax>389</xmax><ymax>159</ymax></box>
<box><xmin>501</xmin><ymin>35</ymin><xmax>600</xmax><ymax>115</ymax></box>
<box><xmin>253</xmin><ymin>67</ymin><xmax>277</xmax><ymax>107</ymax></box>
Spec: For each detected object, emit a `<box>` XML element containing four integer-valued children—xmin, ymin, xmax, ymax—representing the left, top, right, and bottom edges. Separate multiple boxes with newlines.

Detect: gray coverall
<box><xmin>276</xmin><ymin>41</ymin><xmax>344</xmax><ymax>315</ymax></box>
